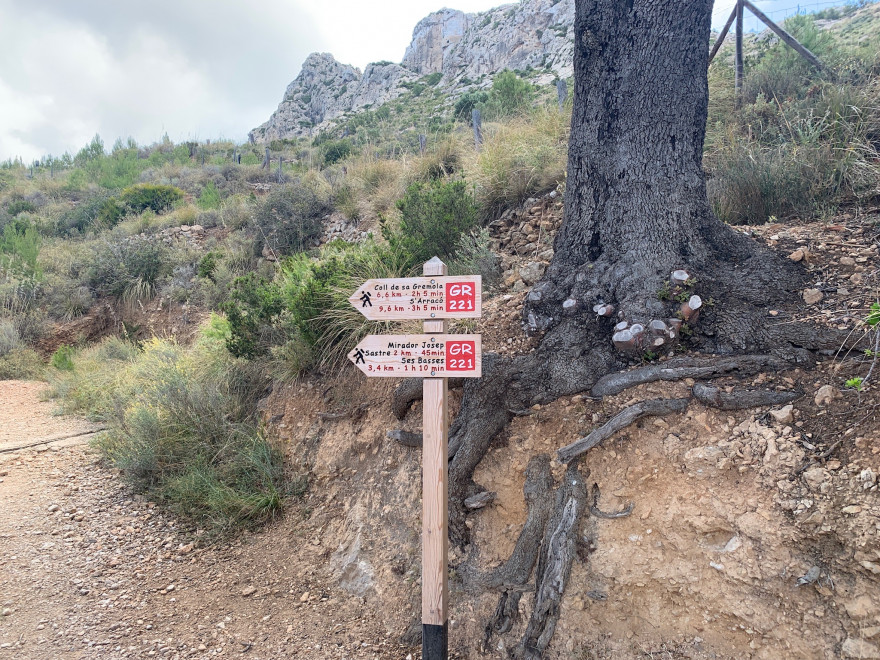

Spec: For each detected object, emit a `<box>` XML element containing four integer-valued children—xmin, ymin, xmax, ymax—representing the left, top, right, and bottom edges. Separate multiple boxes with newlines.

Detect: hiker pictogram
<box><xmin>360</xmin><ymin>291</ymin><xmax>372</xmax><ymax>307</ymax></box>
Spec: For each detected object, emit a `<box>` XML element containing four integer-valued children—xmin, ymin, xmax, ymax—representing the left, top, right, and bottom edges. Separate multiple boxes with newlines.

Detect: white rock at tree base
<box><xmin>518</xmin><ymin>262</ymin><xmax>546</xmax><ymax>286</ymax></box>
<box><xmin>842</xmin><ymin>638</ymin><xmax>880</xmax><ymax>659</ymax></box>
<box><xmin>802</xmin><ymin>288</ymin><xmax>823</xmax><ymax>305</ymax></box>
<box><xmin>814</xmin><ymin>385</ymin><xmax>837</xmax><ymax>406</ymax></box>
<box><xmin>769</xmin><ymin>405</ymin><xmax>793</xmax><ymax>424</ymax></box>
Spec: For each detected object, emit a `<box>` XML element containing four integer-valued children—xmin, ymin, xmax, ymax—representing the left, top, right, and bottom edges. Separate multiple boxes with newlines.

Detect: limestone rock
<box><xmin>842</xmin><ymin>638</ymin><xmax>880</xmax><ymax>659</ymax></box>
<box><xmin>814</xmin><ymin>384</ymin><xmax>837</xmax><ymax>406</ymax></box>
<box><xmin>251</xmin><ymin>0</ymin><xmax>576</xmax><ymax>142</ymax></box>
<box><xmin>845</xmin><ymin>595</ymin><xmax>879</xmax><ymax>620</ymax></box>
<box><xmin>518</xmin><ymin>261</ymin><xmax>546</xmax><ymax>286</ymax></box>
<box><xmin>769</xmin><ymin>404</ymin><xmax>793</xmax><ymax>424</ymax></box>
<box><xmin>802</xmin><ymin>467</ymin><xmax>830</xmax><ymax>490</ymax></box>
<box><xmin>802</xmin><ymin>288</ymin><xmax>823</xmax><ymax>305</ymax></box>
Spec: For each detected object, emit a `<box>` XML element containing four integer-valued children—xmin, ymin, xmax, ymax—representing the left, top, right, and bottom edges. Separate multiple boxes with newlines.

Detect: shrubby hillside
<box><xmin>0</xmin><ymin>3</ymin><xmax>878</xmax><ymax>529</ymax></box>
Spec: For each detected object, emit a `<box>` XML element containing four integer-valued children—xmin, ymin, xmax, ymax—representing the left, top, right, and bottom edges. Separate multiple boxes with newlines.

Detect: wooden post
<box><xmin>742</xmin><ymin>0</ymin><xmax>825</xmax><ymax>71</ymax></box>
<box><xmin>556</xmin><ymin>78</ymin><xmax>567</xmax><ymax>112</ymax></box>
<box><xmin>735</xmin><ymin>0</ymin><xmax>744</xmax><ymax>107</ymax></box>
<box><xmin>422</xmin><ymin>256</ymin><xmax>448</xmax><ymax>660</ymax></box>
<box><xmin>261</xmin><ymin>146</ymin><xmax>270</xmax><ymax>169</ymax></box>
<box><xmin>419</xmin><ymin>134</ymin><xmax>427</xmax><ymax>155</ymax></box>
<box><xmin>471</xmin><ymin>109</ymin><xmax>482</xmax><ymax>151</ymax></box>
<box><xmin>708</xmin><ymin>4</ymin><xmax>738</xmax><ymax>65</ymax></box>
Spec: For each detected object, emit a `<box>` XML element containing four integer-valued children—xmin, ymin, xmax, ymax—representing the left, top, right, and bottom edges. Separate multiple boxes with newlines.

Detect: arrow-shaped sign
<box><xmin>349</xmin><ymin>276</ymin><xmax>481</xmax><ymax>321</ymax></box>
<box><xmin>348</xmin><ymin>334</ymin><xmax>481</xmax><ymax>378</ymax></box>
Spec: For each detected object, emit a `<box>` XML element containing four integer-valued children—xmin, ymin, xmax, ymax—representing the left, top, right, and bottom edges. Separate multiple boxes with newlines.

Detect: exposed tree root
<box><xmin>391</xmin><ymin>377</ymin><xmax>463</xmax><ymax>420</ymax></box>
<box><xmin>482</xmin><ymin>589</ymin><xmax>528</xmax><ymax>653</ymax></box>
<box><xmin>464</xmin><ymin>491</ymin><xmax>497</xmax><ymax>510</ymax></box>
<box><xmin>512</xmin><ymin>460</ymin><xmax>589</xmax><ymax>660</ymax></box>
<box><xmin>486</xmin><ymin>455</ymin><xmax>555</xmax><ymax>590</ymax></box>
<box><xmin>557</xmin><ymin>398</ymin><xmax>690</xmax><ymax>463</ymax></box>
<box><xmin>591</xmin><ymin>354</ymin><xmax>789</xmax><ymax>398</ymax></box>
<box><xmin>692</xmin><ymin>383</ymin><xmax>801</xmax><ymax>410</ymax></box>
<box><xmin>590</xmin><ymin>483</ymin><xmax>634</xmax><ymax>519</ymax></box>
<box><xmin>386</xmin><ymin>429</ymin><xmax>423</xmax><ymax>447</ymax></box>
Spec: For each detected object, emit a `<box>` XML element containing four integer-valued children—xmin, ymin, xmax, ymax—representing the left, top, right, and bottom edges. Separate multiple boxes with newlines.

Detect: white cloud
<box><xmin>0</xmin><ymin>0</ymin><xmax>820</xmax><ymax>161</ymax></box>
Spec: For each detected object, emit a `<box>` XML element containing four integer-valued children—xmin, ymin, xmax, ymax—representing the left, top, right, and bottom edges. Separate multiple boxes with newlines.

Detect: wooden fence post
<box><xmin>708</xmin><ymin>4</ymin><xmax>738</xmax><ymax>65</ymax></box>
<box><xmin>743</xmin><ymin>0</ymin><xmax>825</xmax><ymax>71</ymax></box>
<box><xmin>422</xmin><ymin>256</ymin><xmax>448</xmax><ymax>660</ymax></box>
<box><xmin>261</xmin><ymin>147</ymin><xmax>270</xmax><ymax>169</ymax></box>
<box><xmin>471</xmin><ymin>109</ymin><xmax>482</xmax><ymax>151</ymax></box>
<box><xmin>556</xmin><ymin>79</ymin><xmax>567</xmax><ymax>112</ymax></box>
<box><xmin>735</xmin><ymin>0</ymin><xmax>744</xmax><ymax>107</ymax></box>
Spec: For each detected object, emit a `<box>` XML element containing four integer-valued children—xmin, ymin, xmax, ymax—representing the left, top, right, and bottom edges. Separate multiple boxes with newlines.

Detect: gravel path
<box><xmin>0</xmin><ymin>381</ymin><xmax>416</xmax><ymax>659</ymax></box>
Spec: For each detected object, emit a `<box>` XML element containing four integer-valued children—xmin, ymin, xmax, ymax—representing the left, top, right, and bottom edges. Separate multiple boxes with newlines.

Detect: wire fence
<box><xmin>712</xmin><ymin>0</ymin><xmax>876</xmax><ymax>32</ymax></box>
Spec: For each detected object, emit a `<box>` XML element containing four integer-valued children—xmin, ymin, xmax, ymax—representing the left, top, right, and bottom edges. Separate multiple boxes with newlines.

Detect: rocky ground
<box><xmin>3</xmin><ymin>198</ymin><xmax>880</xmax><ymax>659</ymax></box>
<box><xmin>0</xmin><ymin>382</ymin><xmax>418</xmax><ymax>660</ymax></box>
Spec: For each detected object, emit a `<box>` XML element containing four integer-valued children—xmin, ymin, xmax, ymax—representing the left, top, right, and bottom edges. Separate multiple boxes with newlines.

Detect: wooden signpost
<box><xmin>347</xmin><ymin>334</ymin><xmax>481</xmax><ymax>378</ymax></box>
<box><xmin>348</xmin><ymin>275</ymin><xmax>482</xmax><ymax>321</ymax></box>
<box><xmin>348</xmin><ymin>257</ymin><xmax>481</xmax><ymax>660</ymax></box>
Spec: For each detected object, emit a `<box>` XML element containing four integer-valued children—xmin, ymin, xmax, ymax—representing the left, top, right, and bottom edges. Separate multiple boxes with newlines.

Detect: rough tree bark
<box><xmin>445</xmin><ymin>0</ymin><xmax>854</xmax><ymax>542</ymax></box>
<box><xmin>408</xmin><ymin>0</ymin><xmax>866</xmax><ymax>654</ymax></box>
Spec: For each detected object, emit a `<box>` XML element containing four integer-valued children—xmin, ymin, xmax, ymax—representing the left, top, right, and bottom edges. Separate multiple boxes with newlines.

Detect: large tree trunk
<box><xmin>527</xmin><ymin>0</ymin><xmax>803</xmax><ymax>343</ymax></box>
<box><xmin>446</xmin><ymin>0</ymin><xmax>834</xmax><ymax>544</ymax></box>
<box><xmin>434</xmin><ymin>0</ymin><xmax>864</xmax><ymax>653</ymax></box>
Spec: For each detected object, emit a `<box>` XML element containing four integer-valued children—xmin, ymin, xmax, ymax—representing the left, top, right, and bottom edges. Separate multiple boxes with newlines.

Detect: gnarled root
<box><xmin>591</xmin><ymin>354</ymin><xmax>789</xmax><ymax>397</ymax></box>
<box><xmin>590</xmin><ymin>482</ymin><xmax>634</xmax><ymax>519</ymax></box>
<box><xmin>391</xmin><ymin>377</ymin><xmax>464</xmax><ymax>420</ymax></box>
<box><xmin>692</xmin><ymin>383</ymin><xmax>801</xmax><ymax>410</ymax></box>
<box><xmin>557</xmin><ymin>398</ymin><xmax>690</xmax><ymax>463</ymax></box>
<box><xmin>512</xmin><ymin>461</ymin><xmax>589</xmax><ymax>660</ymax></box>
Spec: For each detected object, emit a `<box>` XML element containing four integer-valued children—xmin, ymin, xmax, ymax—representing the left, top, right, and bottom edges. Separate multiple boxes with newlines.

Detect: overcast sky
<box><xmin>0</xmin><ymin>0</ymin><xmax>826</xmax><ymax>161</ymax></box>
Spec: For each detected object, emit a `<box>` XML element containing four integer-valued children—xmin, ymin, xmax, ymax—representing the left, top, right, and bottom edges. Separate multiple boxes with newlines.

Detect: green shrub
<box><xmin>51</xmin><ymin>328</ymin><xmax>293</xmax><ymax>531</ymax></box>
<box><xmin>97</xmin><ymin>197</ymin><xmax>126</xmax><ymax>228</ymax></box>
<box><xmin>322</xmin><ymin>139</ymin><xmax>353</xmax><ymax>166</ymax></box>
<box><xmin>454</xmin><ymin>91</ymin><xmax>489</xmax><ymax>121</ymax></box>
<box><xmin>0</xmin><ymin>347</ymin><xmax>44</xmax><ymax>381</ymax></box>
<box><xmin>87</xmin><ymin>236</ymin><xmax>170</xmax><ymax>299</ymax></box>
<box><xmin>743</xmin><ymin>16</ymin><xmax>834</xmax><ymax>104</ymax></box>
<box><xmin>55</xmin><ymin>192</ymin><xmax>114</xmax><ymax>235</ymax></box>
<box><xmin>276</xmin><ymin>240</ymin><xmax>410</xmax><ymax>369</ymax></box>
<box><xmin>198</xmin><ymin>181</ymin><xmax>221</xmax><ymax>209</ymax></box>
<box><xmin>0</xmin><ymin>220</ymin><xmax>41</xmax><ymax>279</ymax></box>
<box><xmin>224</xmin><ymin>240</ymin><xmax>409</xmax><ymax>372</ymax></box>
<box><xmin>480</xmin><ymin>70</ymin><xmax>534</xmax><ymax>121</ymax></box>
<box><xmin>384</xmin><ymin>179</ymin><xmax>478</xmax><ymax>267</ymax></box>
<box><xmin>423</xmin><ymin>72</ymin><xmax>443</xmax><ymax>86</ymax></box>
<box><xmin>222</xmin><ymin>273</ymin><xmax>285</xmax><ymax>359</ymax></box>
<box><xmin>118</xmin><ymin>183</ymin><xmax>184</xmax><ymax>215</ymax></box>
<box><xmin>44</xmin><ymin>279</ymin><xmax>94</xmax><ymax>320</ymax></box>
<box><xmin>51</xmin><ymin>345</ymin><xmax>75</xmax><ymax>371</ymax></box>
<box><xmin>198</xmin><ymin>251</ymin><xmax>219</xmax><ymax>281</ymax></box>
<box><xmin>6</xmin><ymin>199</ymin><xmax>36</xmax><ymax>216</ymax></box>
<box><xmin>252</xmin><ymin>181</ymin><xmax>328</xmax><ymax>256</ymax></box>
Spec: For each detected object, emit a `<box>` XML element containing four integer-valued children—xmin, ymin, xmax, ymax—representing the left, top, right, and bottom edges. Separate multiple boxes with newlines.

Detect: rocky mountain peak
<box><xmin>249</xmin><ymin>0</ymin><xmax>574</xmax><ymax>143</ymax></box>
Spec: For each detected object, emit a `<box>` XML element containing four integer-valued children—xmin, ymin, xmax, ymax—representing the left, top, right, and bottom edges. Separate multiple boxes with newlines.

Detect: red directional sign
<box><xmin>347</xmin><ymin>334</ymin><xmax>482</xmax><ymax>378</ymax></box>
<box><xmin>348</xmin><ymin>276</ymin><xmax>481</xmax><ymax>321</ymax></box>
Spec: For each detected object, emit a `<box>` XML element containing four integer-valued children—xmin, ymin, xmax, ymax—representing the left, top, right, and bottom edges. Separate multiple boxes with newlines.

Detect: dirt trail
<box><xmin>0</xmin><ymin>381</ymin><xmax>417</xmax><ymax>660</ymax></box>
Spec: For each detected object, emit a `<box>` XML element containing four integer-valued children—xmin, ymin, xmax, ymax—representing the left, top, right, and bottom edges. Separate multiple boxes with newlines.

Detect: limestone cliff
<box><xmin>250</xmin><ymin>0</ymin><xmax>574</xmax><ymax>142</ymax></box>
